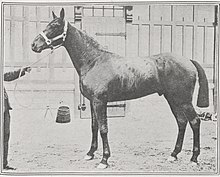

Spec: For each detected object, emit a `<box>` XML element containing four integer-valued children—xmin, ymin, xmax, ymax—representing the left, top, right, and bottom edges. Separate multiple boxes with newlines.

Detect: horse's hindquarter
<box><xmin>155</xmin><ymin>53</ymin><xmax>197</xmax><ymax>104</ymax></box>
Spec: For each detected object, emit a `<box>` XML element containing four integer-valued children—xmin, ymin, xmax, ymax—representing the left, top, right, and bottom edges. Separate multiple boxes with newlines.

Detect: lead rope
<box><xmin>13</xmin><ymin>49</ymin><xmax>56</xmax><ymax>108</ymax></box>
<box><xmin>13</xmin><ymin>20</ymin><xmax>66</xmax><ymax>108</ymax></box>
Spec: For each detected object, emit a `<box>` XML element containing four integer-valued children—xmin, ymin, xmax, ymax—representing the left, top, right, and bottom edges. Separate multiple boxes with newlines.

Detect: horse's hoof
<box><xmin>84</xmin><ymin>154</ymin><xmax>94</xmax><ymax>161</ymax></box>
<box><xmin>97</xmin><ymin>163</ymin><xmax>108</xmax><ymax>169</ymax></box>
<box><xmin>190</xmin><ymin>161</ymin><xmax>199</xmax><ymax>166</ymax></box>
<box><xmin>167</xmin><ymin>156</ymin><xmax>177</xmax><ymax>162</ymax></box>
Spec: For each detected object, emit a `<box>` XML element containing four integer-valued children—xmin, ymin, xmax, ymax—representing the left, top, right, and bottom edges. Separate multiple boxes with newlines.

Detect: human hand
<box><xmin>23</xmin><ymin>67</ymin><xmax>32</xmax><ymax>73</ymax></box>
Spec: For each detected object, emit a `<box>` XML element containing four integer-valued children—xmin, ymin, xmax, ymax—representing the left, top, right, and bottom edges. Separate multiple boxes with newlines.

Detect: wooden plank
<box><xmin>132</xmin><ymin>21</ymin><xmax>214</xmax><ymax>27</ymax></box>
<box><xmin>152</xmin><ymin>5</ymin><xmax>172</xmax><ymax>22</ymax></box>
<box><xmin>206</xmin><ymin>27</ymin><xmax>215</xmax><ymax>64</ymax></box>
<box><xmin>22</xmin><ymin>6</ymin><xmax>31</xmax><ymax>87</ymax></box>
<box><xmin>185</xmin><ymin>26</ymin><xmax>193</xmax><ymax>58</ymax></box>
<box><xmin>163</xmin><ymin>25</ymin><xmax>172</xmax><ymax>53</ymax></box>
<box><xmin>137</xmin><ymin>24</ymin><xmax>140</xmax><ymax>56</ymax></box>
<box><xmin>126</xmin><ymin>24</ymin><xmax>138</xmax><ymax>57</ymax></box>
<box><xmin>139</xmin><ymin>24</ymin><xmax>150</xmax><ymax>57</ymax></box>
<box><xmin>149</xmin><ymin>5</ymin><xmax>154</xmax><ymax>55</ymax></box>
<box><xmin>160</xmin><ymin>25</ymin><xmax>163</xmax><ymax>53</ymax></box>
<box><xmin>4</xmin><ymin>20</ymin><xmax>11</xmax><ymax>62</ymax></box>
<box><xmin>175</xmin><ymin>5</ymin><xmax>193</xmax><ymax>22</ymax></box>
<box><xmin>23</xmin><ymin>6</ymin><xmax>29</xmax><ymax>62</ymax></box>
<box><xmin>213</xmin><ymin>5</ymin><xmax>218</xmax><ymax>113</ymax></box>
<box><xmin>203</xmin><ymin>26</ymin><xmax>208</xmax><ymax>63</ymax></box>
<box><xmin>192</xmin><ymin>5</ymin><xmax>198</xmax><ymax>60</ymax></box>
<box><xmin>6</xmin><ymin>80</ymin><xmax>75</xmax><ymax>85</ymax></box>
<box><xmin>36</xmin><ymin>6</ymin><xmax>41</xmax><ymax>71</ymax></box>
<box><xmin>153</xmin><ymin>25</ymin><xmax>161</xmax><ymax>55</ymax></box>
<box><xmin>95</xmin><ymin>32</ymin><xmax>126</xmax><ymax>37</ymax></box>
<box><xmin>10</xmin><ymin>5</ymin><xmax>15</xmax><ymax>62</ymax></box>
<box><xmin>182</xmin><ymin>25</ymin><xmax>187</xmax><ymax>57</ymax></box>
<box><xmin>171</xmin><ymin>5</ymin><xmax>176</xmax><ymax>53</ymax></box>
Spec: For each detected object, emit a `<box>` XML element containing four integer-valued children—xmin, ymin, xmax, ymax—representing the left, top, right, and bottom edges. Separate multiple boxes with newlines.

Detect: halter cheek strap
<box><xmin>40</xmin><ymin>20</ymin><xmax>68</xmax><ymax>49</ymax></box>
<box><xmin>40</xmin><ymin>31</ymin><xmax>52</xmax><ymax>46</ymax></box>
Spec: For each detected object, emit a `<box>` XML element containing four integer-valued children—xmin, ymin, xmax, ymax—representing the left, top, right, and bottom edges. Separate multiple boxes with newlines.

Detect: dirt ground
<box><xmin>3</xmin><ymin>93</ymin><xmax>218</xmax><ymax>174</ymax></box>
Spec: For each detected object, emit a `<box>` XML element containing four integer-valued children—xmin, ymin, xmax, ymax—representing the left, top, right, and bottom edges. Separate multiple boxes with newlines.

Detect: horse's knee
<box><xmin>177</xmin><ymin>119</ymin><xmax>188</xmax><ymax>128</ymax></box>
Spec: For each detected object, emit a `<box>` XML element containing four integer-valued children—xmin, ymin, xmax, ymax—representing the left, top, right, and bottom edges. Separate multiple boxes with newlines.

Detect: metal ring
<box><xmin>47</xmin><ymin>40</ymin><xmax>51</xmax><ymax>45</ymax></box>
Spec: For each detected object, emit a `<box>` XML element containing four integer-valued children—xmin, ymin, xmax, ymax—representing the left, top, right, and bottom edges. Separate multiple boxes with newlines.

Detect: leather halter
<box><xmin>40</xmin><ymin>20</ymin><xmax>68</xmax><ymax>49</ymax></box>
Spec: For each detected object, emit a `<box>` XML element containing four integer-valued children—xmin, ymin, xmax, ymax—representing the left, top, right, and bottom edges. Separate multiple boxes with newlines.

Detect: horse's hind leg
<box><xmin>167</xmin><ymin>99</ymin><xmax>200</xmax><ymax>164</ymax></box>
<box><xmin>181</xmin><ymin>103</ymin><xmax>201</xmax><ymax>163</ymax></box>
<box><xmin>84</xmin><ymin>101</ymin><xmax>98</xmax><ymax>160</ymax></box>
<box><xmin>167</xmin><ymin>102</ymin><xmax>188</xmax><ymax>161</ymax></box>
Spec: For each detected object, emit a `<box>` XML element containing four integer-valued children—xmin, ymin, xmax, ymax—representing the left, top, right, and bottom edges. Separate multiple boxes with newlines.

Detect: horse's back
<box><xmin>81</xmin><ymin>52</ymin><xmax>197</xmax><ymax>104</ymax></box>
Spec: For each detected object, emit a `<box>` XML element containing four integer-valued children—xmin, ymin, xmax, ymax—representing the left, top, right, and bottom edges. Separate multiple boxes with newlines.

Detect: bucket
<box><xmin>56</xmin><ymin>106</ymin><xmax>71</xmax><ymax>123</ymax></box>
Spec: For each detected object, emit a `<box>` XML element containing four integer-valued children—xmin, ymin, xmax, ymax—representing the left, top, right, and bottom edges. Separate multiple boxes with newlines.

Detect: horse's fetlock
<box><xmin>100</xmin><ymin>158</ymin><xmax>108</xmax><ymax>166</ymax></box>
<box><xmin>104</xmin><ymin>151</ymin><xmax>110</xmax><ymax>158</ymax></box>
<box><xmin>171</xmin><ymin>152</ymin><xmax>178</xmax><ymax>159</ymax></box>
<box><xmin>86</xmin><ymin>152</ymin><xmax>94</xmax><ymax>158</ymax></box>
<box><xmin>193</xmin><ymin>148</ymin><xmax>200</xmax><ymax>155</ymax></box>
<box><xmin>174</xmin><ymin>147</ymin><xmax>182</xmax><ymax>154</ymax></box>
<box><xmin>91</xmin><ymin>144</ymin><xmax>98</xmax><ymax>151</ymax></box>
<box><xmin>190</xmin><ymin>156</ymin><xmax>198</xmax><ymax>163</ymax></box>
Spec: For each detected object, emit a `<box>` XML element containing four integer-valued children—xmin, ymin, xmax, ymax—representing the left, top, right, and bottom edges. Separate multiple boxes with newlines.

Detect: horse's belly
<box><xmin>107</xmin><ymin>76</ymin><xmax>160</xmax><ymax>102</ymax></box>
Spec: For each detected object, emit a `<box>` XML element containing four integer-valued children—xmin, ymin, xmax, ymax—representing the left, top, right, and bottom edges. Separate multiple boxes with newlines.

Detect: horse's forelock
<box><xmin>47</xmin><ymin>18</ymin><xmax>63</xmax><ymax>29</ymax></box>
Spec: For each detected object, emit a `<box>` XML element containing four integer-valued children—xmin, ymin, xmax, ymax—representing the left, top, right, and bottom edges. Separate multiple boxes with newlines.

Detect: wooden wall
<box><xmin>4</xmin><ymin>6</ymin><xmax>76</xmax><ymax>90</ymax></box>
<box><xmin>126</xmin><ymin>4</ymin><xmax>217</xmax><ymax>84</ymax></box>
<box><xmin>3</xmin><ymin>3</ymin><xmax>218</xmax><ymax>113</ymax></box>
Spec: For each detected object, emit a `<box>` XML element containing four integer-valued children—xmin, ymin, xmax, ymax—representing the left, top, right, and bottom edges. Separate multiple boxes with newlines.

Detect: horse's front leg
<box><xmin>84</xmin><ymin>101</ymin><xmax>98</xmax><ymax>160</ymax></box>
<box><xmin>92</xmin><ymin>98</ymin><xmax>110</xmax><ymax>169</ymax></box>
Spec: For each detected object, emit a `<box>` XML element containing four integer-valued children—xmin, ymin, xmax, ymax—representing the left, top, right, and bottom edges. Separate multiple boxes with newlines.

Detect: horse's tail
<box><xmin>190</xmin><ymin>60</ymin><xmax>209</xmax><ymax>107</ymax></box>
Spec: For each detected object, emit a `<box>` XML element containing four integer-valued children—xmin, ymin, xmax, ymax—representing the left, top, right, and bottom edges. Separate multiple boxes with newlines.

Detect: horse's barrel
<box><xmin>56</xmin><ymin>106</ymin><xmax>71</xmax><ymax>123</ymax></box>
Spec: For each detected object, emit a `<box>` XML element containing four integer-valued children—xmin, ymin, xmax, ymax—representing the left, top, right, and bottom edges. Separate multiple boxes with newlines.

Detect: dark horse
<box><xmin>31</xmin><ymin>9</ymin><xmax>209</xmax><ymax>169</ymax></box>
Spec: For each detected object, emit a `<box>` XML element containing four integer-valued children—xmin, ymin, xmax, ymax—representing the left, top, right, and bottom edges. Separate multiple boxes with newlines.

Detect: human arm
<box><xmin>4</xmin><ymin>67</ymin><xmax>31</xmax><ymax>81</ymax></box>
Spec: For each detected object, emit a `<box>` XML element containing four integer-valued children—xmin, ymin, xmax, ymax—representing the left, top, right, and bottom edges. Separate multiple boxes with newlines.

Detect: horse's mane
<box><xmin>76</xmin><ymin>27</ymin><xmax>114</xmax><ymax>54</ymax></box>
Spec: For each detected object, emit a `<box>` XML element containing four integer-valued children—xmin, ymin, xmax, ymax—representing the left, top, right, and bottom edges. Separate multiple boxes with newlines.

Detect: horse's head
<box><xmin>31</xmin><ymin>8</ymin><xmax>68</xmax><ymax>53</ymax></box>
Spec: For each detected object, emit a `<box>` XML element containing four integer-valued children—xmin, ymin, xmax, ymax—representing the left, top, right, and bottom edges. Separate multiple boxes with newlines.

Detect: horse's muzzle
<box><xmin>31</xmin><ymin>42</ymin><xmax>43</xmax><ymax>53</ymax></box>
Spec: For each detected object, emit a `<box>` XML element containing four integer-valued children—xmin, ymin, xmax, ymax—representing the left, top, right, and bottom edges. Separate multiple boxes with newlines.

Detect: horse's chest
<box><xmin>80</xmin><ymin>67</ymin><xmax>114</xmax><ymax>99</ymax></box>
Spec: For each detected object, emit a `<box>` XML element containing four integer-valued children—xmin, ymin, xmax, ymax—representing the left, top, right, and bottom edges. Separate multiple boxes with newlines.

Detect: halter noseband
<box><xmin>40</xmin><ymin>20</ymin><xmax>68</xmax><ymax>49</ymax></box>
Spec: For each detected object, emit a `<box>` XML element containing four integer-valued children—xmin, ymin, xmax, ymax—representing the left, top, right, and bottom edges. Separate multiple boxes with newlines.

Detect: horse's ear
<box><xmin>52</xmin><ymin>11</ymin><xmax>57</xmax><ymax>19</ymax></box>
<box><xmin>60</xmin><ymin>8</ymin><xmax>65</xmax><ymax>20</ymax></box>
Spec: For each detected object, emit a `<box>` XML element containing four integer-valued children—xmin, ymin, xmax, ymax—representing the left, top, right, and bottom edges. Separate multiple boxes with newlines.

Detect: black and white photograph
<box><xmin>0</xmin><ymin>0</ymin><xmax>219</xmax><ymax>175</ymax></box>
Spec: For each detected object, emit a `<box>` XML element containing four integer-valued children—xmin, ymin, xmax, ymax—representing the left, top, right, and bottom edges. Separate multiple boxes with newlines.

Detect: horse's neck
<box><xmin>64</xmin><ymin>23</ymin><xmax>104</xmax><ymax>75</ymax></box>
